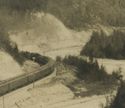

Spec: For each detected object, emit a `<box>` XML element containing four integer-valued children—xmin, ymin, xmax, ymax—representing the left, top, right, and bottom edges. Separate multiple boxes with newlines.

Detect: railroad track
<box><xmin>0</xmin><ymin>57</ymin><xmax>55</xmax><ymax>97</ymax></box>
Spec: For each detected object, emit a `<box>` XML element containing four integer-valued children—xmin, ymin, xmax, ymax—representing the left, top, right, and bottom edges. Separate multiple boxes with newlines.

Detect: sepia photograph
<box><xmin>0</xmin><ymin>0</ymin><xmax>125</xmax><ymax>108</ymax></box>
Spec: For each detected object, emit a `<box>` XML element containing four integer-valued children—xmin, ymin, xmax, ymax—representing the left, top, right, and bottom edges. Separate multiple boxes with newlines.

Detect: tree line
<box><xmin>56</xmin><ymin>55</ymin><xmax>122</xmax><ymax>83</ymax></box>
<box><xmin>81</xmin><ymin>30</ymin><xmax>125</xmax><ymax>59</ymax></box>
<box><xmin>0</xmin><ymin>0</ymin><xmax>125</xmax><ymax>30</ymax></box>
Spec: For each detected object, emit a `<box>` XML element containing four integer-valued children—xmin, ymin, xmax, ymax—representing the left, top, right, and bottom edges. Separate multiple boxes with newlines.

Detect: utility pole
<box><xmin>32</xmin><ymin>57</ymin><xmax>35</xmax><ymax>89</ymax></box>
<box><xmin>2</xmin><ymin>95</ymin><xmax>5</xmax><ymax>108</ymax></box>
<box><xmin>33</xmin><ymin>79</ymin><xmax>35</xmax><ymax>88</ymax></box>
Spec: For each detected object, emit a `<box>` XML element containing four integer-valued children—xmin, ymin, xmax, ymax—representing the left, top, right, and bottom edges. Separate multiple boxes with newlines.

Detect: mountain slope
<box><xmin>10</xmin><ymin>13</ymin><xmax>92</xmax><ymax>58</ymax></box>
<box><xmin>0</xmin><ymin>51</ymin><xmax>24</xmax><ymax>80</ymax></box>
<box><xmin>0</xmin><ymin>0</ymin><xmax>125</xmax><ymax>30</ymax></box>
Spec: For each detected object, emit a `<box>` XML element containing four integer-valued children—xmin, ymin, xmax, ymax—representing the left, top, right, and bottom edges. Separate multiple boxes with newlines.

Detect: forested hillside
<box><xmin>81</xmin><ymin>30</ymin><xmax>125</xmax><ymax>59</ymax></box>
<box><xmin>0</xmin><ymin>0</ymin><xmax>125</xmax><ymax>30</ymax></box>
